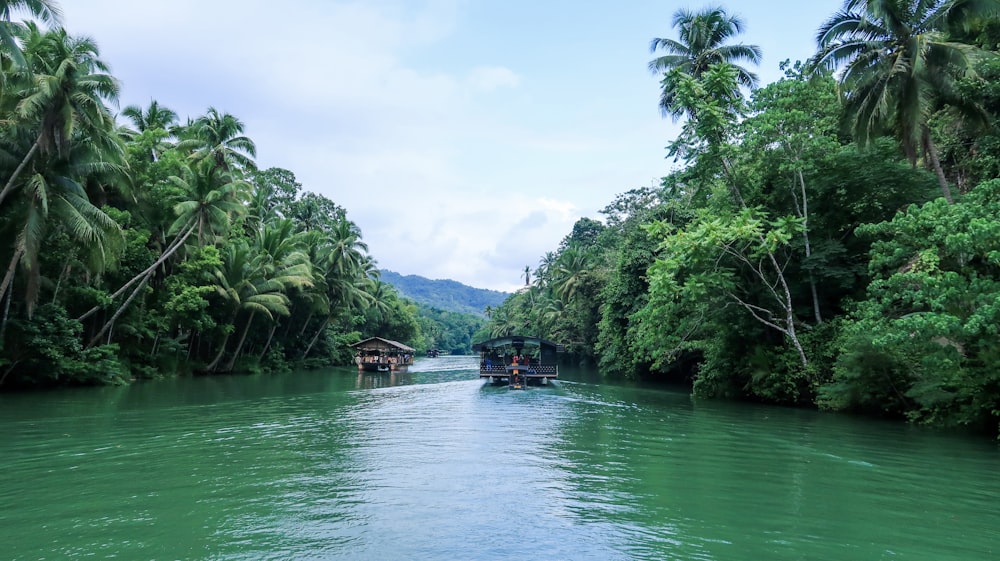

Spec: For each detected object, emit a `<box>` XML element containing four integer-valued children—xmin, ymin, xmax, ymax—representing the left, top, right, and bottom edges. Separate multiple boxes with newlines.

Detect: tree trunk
<box><xmin>302</xmin><ymin>315</ymin><xmax>330</xmax><ymax>359</ymax></box>
<box><xmin>0</xmin><ymin>271</ymin><xmax>13</xmax><ymax>346</ymax></box>
<box><xmin>223</xmin><ymin>311</ymin><xmax>255</xmax><ymax>372</ymax></box>
<box><xmin>207</xmin><ymin>311</ymin><xmax>239</xmax><ymax>372</ymax></box>
<box><xmin>87</xmin><ymin>273</ymin><xmax>151</xmax><ymax>348</ymax></box>
<box><xmin>924</xmin><ymin>129</ymin><xmax>954</xmax><ymax>204</ymax></box>
<box><xmin>797</xmin><ymin>170</ymin><xmax>823</xmax><ymax>325</ymax></box>
<box><xmin>297</xmin><ymin>310</ymin><xmax>314</xmax><ymax>337</ymax></box>
<box><xmin>767</xmin><ymin>248</ymin><xmax>808</xmax><ymax>367</ymax></box>
<box><xmin>724</xmin><ymin>156</ymin><xmax>809</xmax><ymax>367</ymax></box>
<box><xmin>76</xmin><ymin>221</ymin><xmax>196</xmax><ymax>322</ymax></box>
<box><xmin>52</xmin><ymin>262</ymin><xmax>72</xmax><ymax>304</ymax></box>
<box><xmin>259</xmin><ymin>323</ymin><xmax>278</xmax><ymax>361</ymax></box>
<box><xmin>0</xmin><ymin>247</ymin><xmax>24</xmax><ymax>312</ymax></box>
<box><xmin>0</xmin><ymin>138</ymin><xmax>40</xmax><ymax>208</ymax></box>
<box><xmin>206</xmin><ymin>332</ymin><xmax>232</xmax><ymax>372</ymax></box>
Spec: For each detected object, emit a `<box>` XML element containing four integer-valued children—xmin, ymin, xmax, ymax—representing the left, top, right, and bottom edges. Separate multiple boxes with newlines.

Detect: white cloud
<box><xmin>58</xmin><ymin>0</ymin><xmax>684</xmax><ymax>291</ymax></box>
<box><xmin>466</xmin><ymin>66</ymin><xmax>521</xmax><ymax>92</ymax></box>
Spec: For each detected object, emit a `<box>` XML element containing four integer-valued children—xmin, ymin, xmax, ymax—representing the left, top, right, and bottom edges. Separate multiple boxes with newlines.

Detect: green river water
<box><xmin>1</xmin><ymin>355</ymin><xmax>997</xmax><ymax>560</ymax></box>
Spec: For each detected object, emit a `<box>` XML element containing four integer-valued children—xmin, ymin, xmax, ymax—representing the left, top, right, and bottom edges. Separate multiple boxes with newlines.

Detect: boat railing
<box><xmin>478</xmin><ymin>362</ymin><xmax>557</xmax><ymax>377</ymax></box>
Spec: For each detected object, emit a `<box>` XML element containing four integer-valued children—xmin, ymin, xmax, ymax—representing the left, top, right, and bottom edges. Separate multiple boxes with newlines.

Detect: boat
<box><xmin>426</xmin><ymin>348</ymin><xmax>440</xmax><ymax>358</ymax></box>
<box><xmin>350</xmin><ymin>337</ymin><xmax>415</xmax><ymax>372</ymax></box>
<box><xmin>472</xmin><ymin>335</ymin><xmax>564</xmax><ymax>387</ymax></box>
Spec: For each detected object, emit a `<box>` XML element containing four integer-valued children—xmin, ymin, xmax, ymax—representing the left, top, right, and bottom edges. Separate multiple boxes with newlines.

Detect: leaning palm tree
<box><xmin>251</xmin><ymin>218</ymin><xmax>314</xmax><ymax>360</ymax></box>
<box><xmin>1</xmin><ymin>23</ymin><xmax>120</xmax><ymax>208</ymax></box>
<box><xmin>76</xmin><ymin>159</ymin><xmax>250</xmax><ymax>327</ymax></box>
<box><xmin>0</xmin><ymin>140</ymin><xmax>123</xmax><ymax>321</ymax></box>
<box><xmin>649</xmin><ymin>6</ymin><xmax>762</xmax><ymax>119</ymax></box>
<box><xmin>811</xmin><ymin>0</ymin><xmax>998</xmax><ymax>203</ymax></box>
<box><xmin>207</xmin><ymin>240</ymin><xmax>291</xmax><ymax>372</ymax></box>
<box><xmin>301</xmin><ymin>230</ymin><xmax>373</xmax><ymax>359</ymax></box>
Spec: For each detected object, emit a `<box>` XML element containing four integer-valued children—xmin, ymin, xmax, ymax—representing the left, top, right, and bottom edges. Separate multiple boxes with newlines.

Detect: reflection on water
<box><xmin>354</xmin><ymin>355</ymin><xmax>481</xmax><ymax>389</ymax></box>
<box><xmin>355</xmin><ymin>371</ymin><xmax>413</xmax><ymax>389</ymax></box>
<box><xmin>0</xmin><ymin>360</ymin><xmax>998</xmax><ymax>560</ymax></box>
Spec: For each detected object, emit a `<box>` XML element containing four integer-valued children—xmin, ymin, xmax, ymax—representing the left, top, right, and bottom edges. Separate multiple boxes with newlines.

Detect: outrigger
<box><xmin>472</xmin><ymin>335</ymin><xmax>564</xmax><ymax>389</ymax></box>
<box><xmin>350</xmin><ymin>337</ymin><xmax>415</xmax><ymax>372</ymax></box>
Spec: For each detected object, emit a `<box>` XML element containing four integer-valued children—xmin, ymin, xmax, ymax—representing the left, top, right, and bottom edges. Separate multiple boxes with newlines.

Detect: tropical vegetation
<box><xmin>485</xmin><ymin>0</ymin><xmax>1000</xmax><ymax>435</ymax></box>
<box><xmin>0</xmin><ymin>3</ymin><xmax>468</xmax><ymax>387</ymax></box>
<box><xmin>6</xmin><ymin>1</ymin><xmax>1000</xmax><ymax>437</ymax></box>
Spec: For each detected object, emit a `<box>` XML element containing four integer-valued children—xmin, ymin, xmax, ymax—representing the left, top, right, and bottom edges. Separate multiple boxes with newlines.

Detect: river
<box><xmin>1</xmin><ymin>355</ymin><xmax>997</xmax><ymax>560</ymax></box>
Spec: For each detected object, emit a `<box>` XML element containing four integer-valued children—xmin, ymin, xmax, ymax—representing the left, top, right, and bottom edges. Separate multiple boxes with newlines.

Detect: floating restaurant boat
<box><xmin>472</xmin><ymin>335</ymin><xmax>564</xmax><ymax>388</ymax></box>
<box><xmin>350</xmin><ymin>337</ymin><xmax>415</xmax><ymax>372</ymax></box>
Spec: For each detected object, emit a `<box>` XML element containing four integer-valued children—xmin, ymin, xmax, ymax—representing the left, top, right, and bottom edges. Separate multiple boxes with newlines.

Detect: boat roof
<box><xmin>472</xmin><ymin>335</ymin><xmax>565</xmax><ymax>353</ymax></box>
<box><xmin>349</xmin><ymin>337</ymin><xmax>416</xmax><ymax>352</ymax></box>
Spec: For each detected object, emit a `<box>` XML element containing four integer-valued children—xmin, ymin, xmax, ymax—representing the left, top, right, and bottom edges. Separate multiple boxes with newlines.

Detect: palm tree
<box><xmin>0</xmin><ymin>23</ymin><xmax>120</xmax><ymax>208</ymax></box>
<box><xmin>812</xmin><ymin>0</ymin><xmax>997</xmax><ymax>203</ymax></box>
<box><xmin>327</xmin><ymin>217</ymin><xmax>368</xmax><ymax>276</ymax></box>
<box><xmin>207</xmin><ymin>240</ymin><xmax>290</xmax><ymax>372</ymax></box>
<box><xmin>76</xmin><ymin>160</ymin><xmax>250</xmax><ymax>327</ymax></box>
<box><xmin>120</xmin><ymin>100</ymin><xmax>178</xmax><ymax>162</ymax></box>
<box><xmin>649</xmin><ymin>6</ymin><xmax>762</xmax><ymax>119</ymax></box>
<box><xmin>550</xmin><ymin>245</ymin><xmax>593</xmax><ymax>303</ymax></box>
<box><xmin>0</xmin><ymin>0</ymin><xmax>61</xmax><ymax>67</ymax></box>
<box><xmin>177</xmin><ymin>107</ymin><xmax>256</xmax><ymax>174</ymax></box>
<box><xmin>301</xmin><ymin>230</ymin><xmax>373</xmax><ymax>359</ymax></box>
<box><xmin>167</xmin><ymin>159</ymin><xmax>250</xmax><ymax>247</ymax></box>
<box><xmin>121</xmin><ymin>99</ymin><xmax>178</xmax><ymax>133</ymax></box>
<box><xmin>252</xmin><ymin>218</ymin><xmax>314</xmax><ymax>360</ymax></box>
<box><xmin>0</xmin><ymin>140</ymin><xmax>123</xmax><ymax>321</ymax></box>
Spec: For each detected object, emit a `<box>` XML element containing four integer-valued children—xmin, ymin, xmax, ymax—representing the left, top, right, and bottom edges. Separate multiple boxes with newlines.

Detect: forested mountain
<box><xmin>380</xmin><ymin>270</ymin><xmax>508</xmax><ymax>317</ymax></box>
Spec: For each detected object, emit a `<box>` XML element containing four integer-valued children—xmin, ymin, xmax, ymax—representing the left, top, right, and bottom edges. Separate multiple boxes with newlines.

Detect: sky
<box><xmin>52</xmin><ymin>0</ymin><xmax>843</xmax><ymax>292</ymax></box>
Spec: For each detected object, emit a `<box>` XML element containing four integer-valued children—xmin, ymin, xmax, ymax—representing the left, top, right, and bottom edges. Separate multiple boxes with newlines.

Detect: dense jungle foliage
<box><xmin>0</xmin><ymin>1</ymin><xmax>481</xmax><ymax>388</ymax></box>
<box><xmin>485</xmin><ymin>0</ymin><xmax>1000</xmax><ymax>434</ymax></box>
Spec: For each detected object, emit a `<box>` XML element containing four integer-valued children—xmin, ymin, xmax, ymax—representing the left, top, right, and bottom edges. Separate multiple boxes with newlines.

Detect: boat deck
<box><xmin>478</xmin><ymin>363</ymin><xmax>558</xmax><ymax>380</ymax></box>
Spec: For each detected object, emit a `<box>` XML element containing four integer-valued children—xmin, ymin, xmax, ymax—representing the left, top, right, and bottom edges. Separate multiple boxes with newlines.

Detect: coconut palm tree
<box><xmin>177</xmin><ymin>107</ymin><xmax>256</xmax><ymax>174</ymax></box>
<box><xmin>121</xmin><ymin>99</ymin><xmax>178</xmax><ymax>133</ymax></box>
<box><xmin>812</xmin><ymin>0</ymin><xmax>998</xmax><ymax>203</ymax></box>
<box><xmin>252</xmin><ymin>218</ymin><xmax>314</xmax><ymax>360</ymax></box>
<box><xmin>300</xmin><ymin>229</ymin><xmax>373</xmax><ymax>359</ymax></box>
<box><xmin>0</xmin><ymin>23</ymin><xmax>119</xmax><ymax>208</ymax></box>
<box><xmin>167</xmin><ymin>159</ymin><xmax>250</xmax><ymax>247</ymax></box>
<box><xmin>327</xmin><ymin>217</ymin><xmax>368</xmax><ymax>276</ymax></box>
<box><xmin>649</xmin><ymin>6</ymin><xmax>762</xmax><ymax>119</ymax></box>
<box><xmin>550</xmin><ymin>245</ymin><xmax>593</xmax><ymax>303</ymax></box>
<box><xmin>0</xmin><ymin>0</ymin><xmax>61</xmax><ymax>67</ymax></box>
<box><xmin>207</xmin><ymin>240</ymin><xmax>290</xmax><ymax>372</ymax></box>
<box><xmin>0</xmin><ymin>140</ymin><xmax>123</xmax><ymax>321</ymax></box>
<box><xmin>76</xmin><ymin>160</ymin><xmax>250</xmax><ymax>329</ymax></box>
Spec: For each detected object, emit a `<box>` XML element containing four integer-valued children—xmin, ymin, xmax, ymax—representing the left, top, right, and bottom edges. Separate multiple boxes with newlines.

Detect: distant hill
<box><xmin>380</xmin><ymin>270</ymin><xmax>509</xmax><ymax>316</ymax></box>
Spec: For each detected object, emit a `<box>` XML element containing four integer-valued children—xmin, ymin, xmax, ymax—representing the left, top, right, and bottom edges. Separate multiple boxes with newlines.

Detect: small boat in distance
<box><xmin>426</xmin><ymin>348</ymin><xmax>440</xmax><ymax>358</ymax></box>
<box><xmin>473</xmin><ymin>335</ymin><xmax>564</xmax><ymax>388</ymax></box>
<box><xmin>350</xmin><ymin>337</ymin><xmax>415</xmax><ymax>372</ymax></box>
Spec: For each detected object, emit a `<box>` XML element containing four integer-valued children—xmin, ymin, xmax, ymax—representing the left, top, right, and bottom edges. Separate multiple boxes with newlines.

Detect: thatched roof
<box><xmin>472</xmin><ymin>335</ymin><xmax>565</xmax><ymax>353</ymax></box>
<box><xmin>349</xmin><ymin>336</ymin><xmax>416</xmax><ymax>352</ymax></box>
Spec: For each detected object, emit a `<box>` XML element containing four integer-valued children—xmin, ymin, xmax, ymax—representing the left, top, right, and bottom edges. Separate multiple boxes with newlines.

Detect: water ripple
<box><xmin>1</xmin><ymin>364</ymin><xmax>998</xmax><ymax>560</ymax></box>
